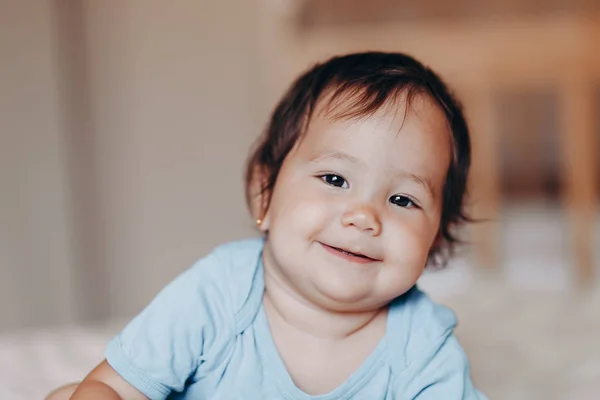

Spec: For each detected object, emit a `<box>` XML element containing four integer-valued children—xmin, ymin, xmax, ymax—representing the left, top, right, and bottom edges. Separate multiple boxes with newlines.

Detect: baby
<box><xmin>49</xmin><ymin>51</ymin><xmax>485</xmax><ymax>399</ymax></box>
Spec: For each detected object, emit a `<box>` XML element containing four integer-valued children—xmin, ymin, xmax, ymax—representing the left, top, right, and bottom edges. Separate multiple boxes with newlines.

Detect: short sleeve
<box><xmin>400</xmin><ymin>334</ymin><xmax>486</xmax><ymax>400</ymax></box>
<box><xmin>105</xmin><ymin>250</ymin><xmax>236</xmax><ymax>400</ymax></box>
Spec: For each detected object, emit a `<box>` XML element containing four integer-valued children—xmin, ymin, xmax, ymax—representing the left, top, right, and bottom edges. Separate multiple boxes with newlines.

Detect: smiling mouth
<box><xmin>320</xmin><ymin>243</ymin><xmax>378</xmax><ymax>264</ymax></box>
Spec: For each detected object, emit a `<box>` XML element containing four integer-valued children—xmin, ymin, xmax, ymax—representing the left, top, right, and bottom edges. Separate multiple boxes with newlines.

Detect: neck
<box><xmin>261</xmin><ymin>250</ymin><xmax>387</xmax><ymax>341</ymax></box>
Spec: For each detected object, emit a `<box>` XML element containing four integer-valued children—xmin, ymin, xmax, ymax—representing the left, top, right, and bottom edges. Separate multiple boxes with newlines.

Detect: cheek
<box><xmin>267</xmin><ymin>183</ymin><xmax>334</xmax><ymax>236</ymax></box>
<box><xmin>385</xmin><ymin>215</ymin><xmax>437</xmax><ymax>263</ymax></box>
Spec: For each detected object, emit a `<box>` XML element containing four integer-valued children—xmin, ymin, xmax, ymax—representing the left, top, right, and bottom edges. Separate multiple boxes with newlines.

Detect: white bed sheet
<box><xmin>0</xmin><ymin>322</ymin><xmax>120</xmax><ymax>399</ymax></box>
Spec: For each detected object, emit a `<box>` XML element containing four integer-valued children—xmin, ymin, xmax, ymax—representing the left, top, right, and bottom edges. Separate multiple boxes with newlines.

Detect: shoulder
<box><xmin>387</xmin><ymin>287</ymin><xmax>485</xmax><ymax>398</ymax></box>
<box><xmin>105</xmin><ymin>237</ymin><xmax>266</xmax><ymax>398</ymax></box>
<box><xmin>157</xmin><ymin>236</ymin><xmax>264</xmax><ymax>308</ymax></box>
<box><xmin>207</xmin><ymin>236</ymin><xmax>265</xmax><ymax>311</ymax></box>
<box><xmin>210</xmin><ymin>236</ymin><xmax>265</xmax><ymax>270</ymax></box>
<box><xmin>163</xmin><ymin>237</ymin><xmax>265</xmax><ymax>328</ymax></box>
<box><xmin>387</xmin><ymin>286</ymin><xmax>457</xmax><ymax>371</ymax></box>
<box><xmin>179</xmin><ymin>237</ymin><xmax>264</xmax><ymax>291</ymax></box>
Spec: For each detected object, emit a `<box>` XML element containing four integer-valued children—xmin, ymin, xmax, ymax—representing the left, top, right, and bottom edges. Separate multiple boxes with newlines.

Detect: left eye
<box><xmin>320</xmin><ymin>174</ymin><xmax>349</xmax><ymax>189</ymax></box>
<box><xmin>389</xmin><ymin>195</ymin><xmax>416</xmax><ymax>208</ymax></box>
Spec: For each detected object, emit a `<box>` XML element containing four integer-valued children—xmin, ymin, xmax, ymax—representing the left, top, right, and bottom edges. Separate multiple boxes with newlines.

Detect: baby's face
<box><xmin>260</xmin><ymin>94</ymin><xmax>451</xmax><ymax>311</ymax></box>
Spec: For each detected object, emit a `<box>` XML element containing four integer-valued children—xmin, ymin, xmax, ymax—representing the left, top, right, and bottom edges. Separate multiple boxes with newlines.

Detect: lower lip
<box><xmin>320</xmin><ymin>243</ymin><xmax>377</xmax><ymax>264</ymax></box>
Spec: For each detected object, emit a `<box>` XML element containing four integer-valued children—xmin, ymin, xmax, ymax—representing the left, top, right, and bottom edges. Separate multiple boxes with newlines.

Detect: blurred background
<box><xmin>1</xmin><ymin>1</ymin><xmax>600</xmax><ymax>399</ymax></box>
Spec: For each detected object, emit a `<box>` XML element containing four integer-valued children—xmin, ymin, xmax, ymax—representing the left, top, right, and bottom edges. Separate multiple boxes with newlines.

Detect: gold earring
<box><xmin>256</xmin><ymin>219</ymin><xmax>262</xmax><ymax>226</ymax></box>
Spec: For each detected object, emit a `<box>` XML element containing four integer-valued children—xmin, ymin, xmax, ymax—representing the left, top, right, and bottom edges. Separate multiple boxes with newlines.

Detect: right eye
<box><xmin>319</xmin><ymin>174</ymin><xmax>349</xmax><ymax>189</ymax></box>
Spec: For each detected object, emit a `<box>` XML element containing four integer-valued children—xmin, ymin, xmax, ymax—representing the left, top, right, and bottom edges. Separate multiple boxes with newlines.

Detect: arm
<box><xmin>71</xmin><ymin>361</ymin><xmax>147</xmax><ymax>400</ymax></box>
<box><xmin>71</xmin><ymin>248</ymin><xmax>235</xmax><ymax>400</ymax></box>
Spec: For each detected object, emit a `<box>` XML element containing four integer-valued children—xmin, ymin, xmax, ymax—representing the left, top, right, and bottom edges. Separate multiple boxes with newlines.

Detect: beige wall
<box><xmin>0</xmin><ymin>0</ymin><xmax>262</xmax><ymax>330</ymax></box>
<box><xmin>82</xmin><ymin>0</ymin><xmax>261</xmax><ymax>318</ymax></box>
<box><xmin>0</xmin><ymin>1</ymin><xmax>76</xmax><ymax>330</ymax></box>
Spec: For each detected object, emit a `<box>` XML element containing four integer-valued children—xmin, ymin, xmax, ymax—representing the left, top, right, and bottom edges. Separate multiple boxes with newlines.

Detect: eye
<box><xmin>389</xmin><ymin>194</ymin><xmax>417</xmax><ymax>208</ymax></box>
<box><xmin>320</xmin><ymin>174</ymin><xmax>349</xmax><ymax>189</ymax></box>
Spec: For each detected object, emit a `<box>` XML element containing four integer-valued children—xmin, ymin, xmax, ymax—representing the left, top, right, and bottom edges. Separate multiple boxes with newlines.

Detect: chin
<box><xmin>310</xmin><ymin>284</ymin><xmax>380</xmax><ymax>311</ymax></box>
<box><xmin>332</xmin><ymin>280</ymin><xmax>420</xmax><ymax>308</ymax></box>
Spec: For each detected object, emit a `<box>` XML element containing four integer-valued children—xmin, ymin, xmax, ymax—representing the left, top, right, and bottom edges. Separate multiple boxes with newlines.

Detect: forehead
<box><xmin>295</xmin><ymin>94</ymin><xmax>452</xmax><ymax>174</ymax></box>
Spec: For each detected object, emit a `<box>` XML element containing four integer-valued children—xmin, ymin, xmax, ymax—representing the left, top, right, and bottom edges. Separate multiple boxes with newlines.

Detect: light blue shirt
<box><xmin>106</xmin><ymin>238</ymin><xmax>486</xmax><ymax>399</ymax></box>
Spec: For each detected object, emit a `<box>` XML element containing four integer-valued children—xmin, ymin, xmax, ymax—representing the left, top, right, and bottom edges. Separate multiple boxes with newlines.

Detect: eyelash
<box><xmin>389</xmin><ymin>195</ymin><xmax>418</xmax><ymax>209</ymax></box>
<box><xmin>317</xmin><ymin>174</ymin><xmax>419</xmax><ymax>209</ymax></box>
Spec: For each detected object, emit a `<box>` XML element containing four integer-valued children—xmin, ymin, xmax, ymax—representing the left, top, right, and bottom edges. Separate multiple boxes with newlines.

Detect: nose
<box><xmin>341</xmin><ymin>204</ymin><xmax>382</xmax><ymax>236</ymax></box>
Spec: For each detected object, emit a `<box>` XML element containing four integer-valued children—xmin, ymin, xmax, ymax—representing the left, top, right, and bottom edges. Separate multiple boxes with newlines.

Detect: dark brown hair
<box><xmin>245</xmin><ymin>52</ymin><xmax>471</xmax><ymax>266</ymax></box>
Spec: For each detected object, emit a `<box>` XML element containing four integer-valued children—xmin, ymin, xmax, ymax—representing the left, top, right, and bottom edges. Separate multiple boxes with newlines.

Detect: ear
<box><xmin>249</xmin><ymin>165</ymin><xmax>271</xmax><ymax>232</ymax></box>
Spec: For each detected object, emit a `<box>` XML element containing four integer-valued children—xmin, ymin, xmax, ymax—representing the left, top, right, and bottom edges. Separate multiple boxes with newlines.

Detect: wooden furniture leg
<box><xmin>559</xmin><ymin>75</ymin><xmax>597</xmax><ymax>285</ymax></box>
<box><xmin>462</xmin><ymin>88</ymin><xmax>501</xmax><ymax>269</ymax></box>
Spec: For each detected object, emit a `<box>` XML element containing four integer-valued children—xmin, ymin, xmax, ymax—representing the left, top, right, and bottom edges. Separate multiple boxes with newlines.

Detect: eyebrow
<box><xmin>403</xmin><ymin>172</ymin><xmax>435</xmax><ymax>197</ymax></box>
<box><xmin>308</xmin><ymin>148</ymin><xmax>436</xmax><ymax>197</ymax></box>
<box><xmin>308</xmin><ymin>149</ymin><xmax>363</xmax><ymax>165</ymax></box>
